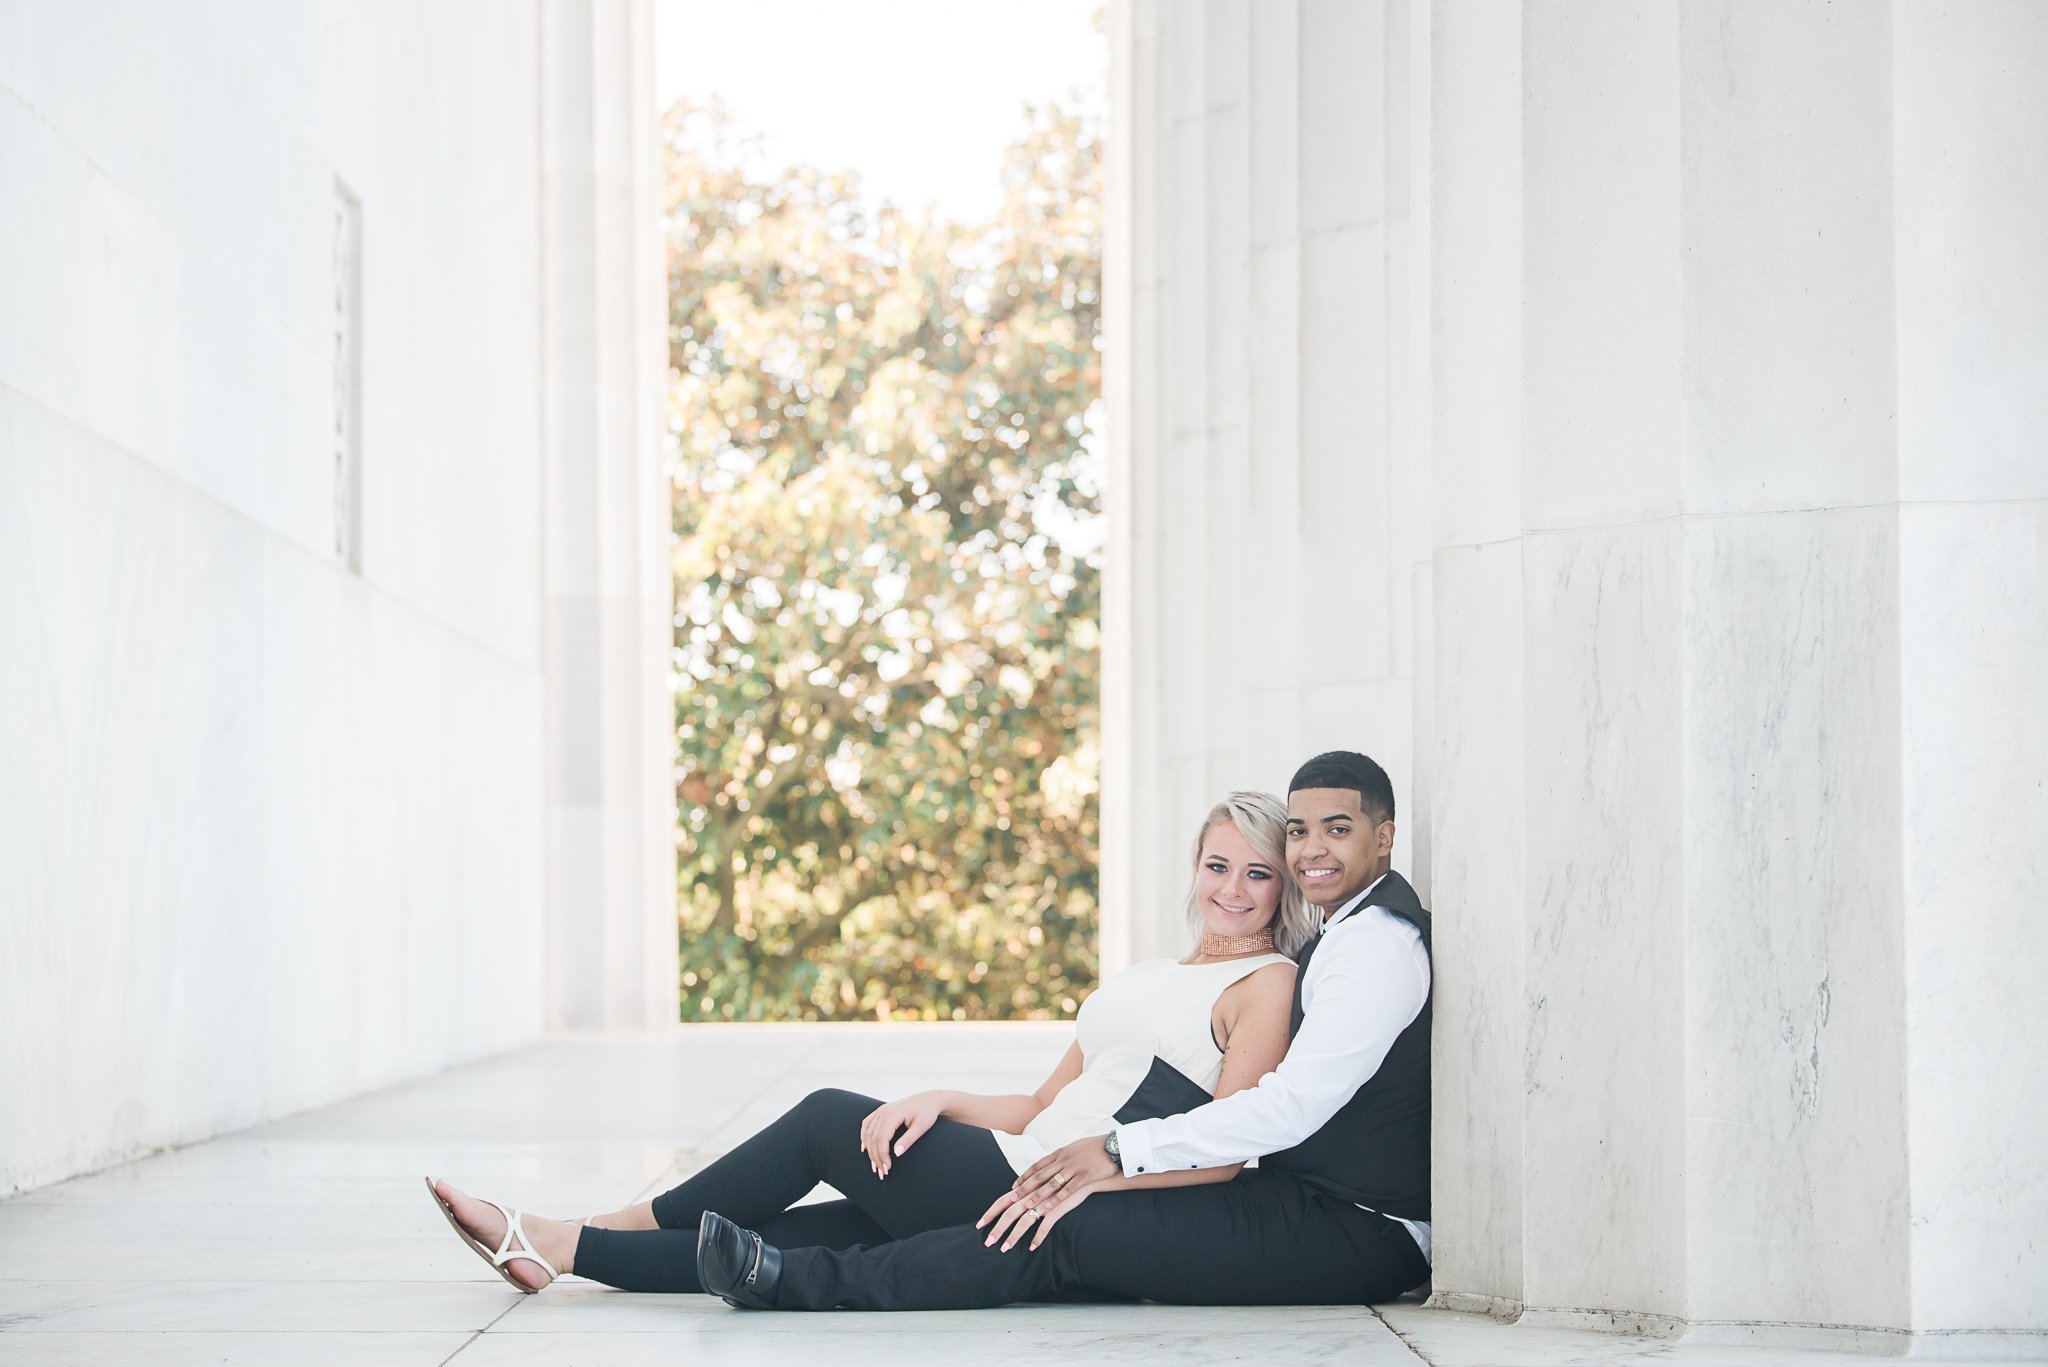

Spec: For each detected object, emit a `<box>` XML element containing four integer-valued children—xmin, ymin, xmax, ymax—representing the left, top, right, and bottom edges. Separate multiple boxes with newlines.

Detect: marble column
<box><xmin>1109</xmin><ymin>0</ymin><xmax>2047</xmax><ymax>1345</ymax></box>
<box><xmin>1103</xmin><ymin>0</ymin><xmax>1432</xmax><ymax>969</ymax></box>
<box><xmin>1428</xmin><ymin>0</ymin><xmax>2045</xmax><ymax>1347</ymax></box>
<box><xmin>538</xmin><ymin>0</ymin><xmax>678</xmax><ymax>1030</ymax></box>
<box><xmin>1892</xmin><ymin>0</ymin><xmax>2048</xmax><ymax>1334</ymax></box>
<box><xmin>1425</xmin><ymin>0</ymin><xmax>1526</xmax><ymax>1309</ymax></box>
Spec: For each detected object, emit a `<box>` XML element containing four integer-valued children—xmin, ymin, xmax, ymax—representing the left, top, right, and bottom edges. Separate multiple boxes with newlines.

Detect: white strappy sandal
<box><xmin>424</xmin><ymin>1176</ymin><xmax>561</xmax><ymax>1293</ymax></box>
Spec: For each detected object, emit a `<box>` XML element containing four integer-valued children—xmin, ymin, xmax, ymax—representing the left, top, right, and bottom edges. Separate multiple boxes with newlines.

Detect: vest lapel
<box><xmin>1289</xmin><ymin>931</ymin><xmax>1321</xmax><ymax>1035</ymax></box>
<box><xmin>1365</xmin><ymin>870</ymin><xmax>1432</xmax><ymax>949</ymax></box>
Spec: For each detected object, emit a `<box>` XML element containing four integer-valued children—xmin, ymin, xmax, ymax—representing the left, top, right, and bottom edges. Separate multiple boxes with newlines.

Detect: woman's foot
<box><xmin>432</xmin><ymin>1179</ymin><xmax>580</xmax><ymax>1291</ymax></box>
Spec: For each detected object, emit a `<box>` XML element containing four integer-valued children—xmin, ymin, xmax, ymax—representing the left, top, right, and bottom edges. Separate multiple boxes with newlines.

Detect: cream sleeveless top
<box><xmin>992</xmin><ymin>952</ymin><xmax>1294</xmax><ymax>1174</ymax></box>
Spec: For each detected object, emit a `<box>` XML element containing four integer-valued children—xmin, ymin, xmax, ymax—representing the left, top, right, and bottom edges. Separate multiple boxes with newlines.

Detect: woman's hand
<box><xmin>859</xmin><ymin>1092</ymin><xmax>947</xmax><ymax>1179</ymax></box>
<box><xmin>976</xmin><ymin>1177</ymin><xmax>1108</xmax><ymax>1252</ymax></box>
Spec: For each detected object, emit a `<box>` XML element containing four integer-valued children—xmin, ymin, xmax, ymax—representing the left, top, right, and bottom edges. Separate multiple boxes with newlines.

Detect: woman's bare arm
<box><xmin>1100</xmin><ymin>961</ymin><xmax>1294</xmax><ymax>1192</ymax></box>
<box><xmin>934</xmin><ymin>1039</ymin><xmax>1085</xmax><ymax>1133</ymax></box>
<box><xmin>980</xmin><ymin>963</ymin><xmax>1297</xmax><ymax>1245</ymax></box>
<box><xmin>861</xmin><ymin>1040</ymin><xmax>1086</xmax><ymax>1175</ymax></box>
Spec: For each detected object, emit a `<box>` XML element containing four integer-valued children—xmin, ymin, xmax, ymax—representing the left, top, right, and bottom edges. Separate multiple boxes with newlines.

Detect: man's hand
<box><xmin>1011</xmin><ymin>1133</ymin><xmax>1120</xmax><ymax>1210</ymax></box>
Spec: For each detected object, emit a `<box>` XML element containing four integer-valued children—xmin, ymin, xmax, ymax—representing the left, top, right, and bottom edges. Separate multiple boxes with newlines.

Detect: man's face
<box><xmin>1286</xmin><ymin>787</ymin><xmax>1395</xmax><ymax>909</ymax></box>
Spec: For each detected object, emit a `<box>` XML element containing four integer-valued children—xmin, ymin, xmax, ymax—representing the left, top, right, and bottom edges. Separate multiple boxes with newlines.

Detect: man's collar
<box><xmin>1318</xmin><ymin>872</ymin><xmax>1389</xmax><ymax>933</ymax></box>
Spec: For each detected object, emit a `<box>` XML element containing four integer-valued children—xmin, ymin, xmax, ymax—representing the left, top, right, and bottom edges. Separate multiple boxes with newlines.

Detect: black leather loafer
<box><xmin>697</xmin><ymin>1209</ymin><xmax>782</xmax><ymax>1309</ymax></box>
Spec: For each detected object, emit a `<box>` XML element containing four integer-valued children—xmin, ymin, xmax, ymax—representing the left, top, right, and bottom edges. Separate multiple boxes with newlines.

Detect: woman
<box><xmin>427</xmin><ymin>791</ymin><xmax>1311</xmax><ymax>1295</ymax></box>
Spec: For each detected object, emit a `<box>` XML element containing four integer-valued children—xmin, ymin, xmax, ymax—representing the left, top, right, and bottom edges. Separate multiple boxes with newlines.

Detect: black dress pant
<box><xmin>572</xmin><ymin>1087</ymin><xmax>1018</xmax><ymax>1293</ymax></box>
<box><xmin>772</xmin><ymin>1167</ymin><xmax>1431</xmax><ymax>1310</ymax></box>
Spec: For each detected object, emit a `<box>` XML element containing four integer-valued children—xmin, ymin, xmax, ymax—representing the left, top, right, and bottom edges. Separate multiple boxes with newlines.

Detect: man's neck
<box><xmin>1317</xmin><ymin>871</ymin><xmax>1390</xmax><ymax>928</ymax></box>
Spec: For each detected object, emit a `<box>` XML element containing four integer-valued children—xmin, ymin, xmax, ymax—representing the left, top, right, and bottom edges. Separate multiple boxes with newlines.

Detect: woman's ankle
<box><xmin>556</xmin><ymin>1217</ymin><xmax>581</xmax><ymax>1276</ymax></box>
<box><xmin>587</xmin><ymin>1204</ymin><xmax>659</xmax><ymax>1232</ymax></box>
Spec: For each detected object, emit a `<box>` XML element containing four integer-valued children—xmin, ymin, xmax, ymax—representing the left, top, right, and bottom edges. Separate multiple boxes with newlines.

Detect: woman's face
<box><xmin>1193</xmin><ymin>819</ymin><xmax>1284</xmax><ymax>940</ymax></box>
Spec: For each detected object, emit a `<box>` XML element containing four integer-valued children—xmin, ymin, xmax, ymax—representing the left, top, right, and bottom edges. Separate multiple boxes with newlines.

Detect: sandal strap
<box><xmin>486</xmin><ymin>1202</ymin><xmax>560</xmax><ymax>1281</ymax></box>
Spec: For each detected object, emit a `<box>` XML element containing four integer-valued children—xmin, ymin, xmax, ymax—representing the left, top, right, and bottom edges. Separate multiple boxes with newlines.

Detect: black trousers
<box><xmin>772</xmin><ymin>1167</ymin><xmax>1431</xmax><ymax>1310</ymax></box>
<box><xmin>572</xmin><ymin>1088</ymin><xmax>1017</xmax><ymax>1293</ymax></box>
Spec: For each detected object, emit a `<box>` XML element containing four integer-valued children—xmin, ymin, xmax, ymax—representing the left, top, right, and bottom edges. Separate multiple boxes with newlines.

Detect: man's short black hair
<box><xmin>1288</xmin><ymin>750</ymin><xmax>1395</xmax><ymax>826</ymax></box>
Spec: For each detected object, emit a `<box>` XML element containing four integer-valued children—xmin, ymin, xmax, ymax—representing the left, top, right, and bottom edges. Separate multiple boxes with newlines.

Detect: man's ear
<box><xmin>1375</xmin><ymin>819</ymin><xmax>1396</xmax><ymax>858</ymax></box>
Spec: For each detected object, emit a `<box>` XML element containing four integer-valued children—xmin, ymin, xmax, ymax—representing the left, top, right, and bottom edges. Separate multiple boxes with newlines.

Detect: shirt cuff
<box><xmin>1112</xmin><ymin>1121</ymin><xmax>1159</xmax><ymax>1176</ymax></box>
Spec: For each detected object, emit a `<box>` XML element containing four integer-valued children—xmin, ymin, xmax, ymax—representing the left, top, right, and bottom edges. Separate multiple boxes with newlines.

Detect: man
<box><xmin>697</xmin><ymin>750</ymin><xmax>1434</xmax><ymax>1310</ymax></box>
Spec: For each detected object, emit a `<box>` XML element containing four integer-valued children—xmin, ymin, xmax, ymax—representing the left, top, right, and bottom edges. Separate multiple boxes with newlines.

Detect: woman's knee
<box><xmin>791</xmin><ymin>1087</ymin><xmax>879</xmax><ymax>1130</ymax></box>
<box><xmin>785</xmin><ymin>1088</ymin><xmax>877</xmax><ymax>1161</ymax></box>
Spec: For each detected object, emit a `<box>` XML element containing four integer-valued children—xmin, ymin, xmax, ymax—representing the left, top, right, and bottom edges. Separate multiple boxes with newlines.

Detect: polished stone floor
<box><xmin>0</xmin><ymin>1027</ymin><xmax>2034</xmax><ymax>1365</ymax></box>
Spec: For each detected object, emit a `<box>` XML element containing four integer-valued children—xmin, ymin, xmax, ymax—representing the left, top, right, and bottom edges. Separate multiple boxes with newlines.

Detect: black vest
<box><xmin>1261</xmin><ymin>870</ymin><xmax>1431</xmax><ymax>1221</ymax></box>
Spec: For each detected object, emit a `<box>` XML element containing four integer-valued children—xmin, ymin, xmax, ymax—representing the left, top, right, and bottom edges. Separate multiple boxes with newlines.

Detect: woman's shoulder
<box><xmin>1113</xmin><ymin>953</ymin><xmax>1294</xmax><ymax>982</ymax></box>
<box><xmin>1183</xmin><ymin>951</ymin><xmax>1295</xmax><ymax>973</ymax></box>
<box><xmin>1092</xmin><ymin>957</ymin><xmax>1181</xmax><ymax>991</ymax></box>
<box><xmin>1213</xmin><ymin>957</ymin><xmax>1297</xmax><ymax>1036</ymax></box>
<box><xmin>1215</xmin><ymin>955</ymin><xmax>1297</xmax><ymax>995</ymax></box>
<box><xmin>1240</xmin><ymin>954</ymin><xmax>1298</xmax><ymax>983</ymax></box>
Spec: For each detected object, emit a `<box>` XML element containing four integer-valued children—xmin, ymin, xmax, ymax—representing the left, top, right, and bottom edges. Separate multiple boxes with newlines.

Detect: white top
<box><xmin>993</xmin><ymin>952</ymin><xmax>1293</xmax><ymax>1174</ymax></box>
<box><xmin>1111</xmin><ymin>876</ymin><xmax>1436</xmax><ymax>1262</ymax></box>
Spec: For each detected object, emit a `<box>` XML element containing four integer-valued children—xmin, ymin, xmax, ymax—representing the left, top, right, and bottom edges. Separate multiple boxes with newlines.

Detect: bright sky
<box><xmin>654</xmin><ymin>0</ymin><xmax>1106</xmax><ymax>224</ymax></box>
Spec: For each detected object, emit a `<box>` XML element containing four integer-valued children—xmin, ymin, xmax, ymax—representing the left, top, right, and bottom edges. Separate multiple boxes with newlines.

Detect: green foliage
<box><xmin>665</xmin><ymin>100</ymin><xmax>1103</xmax><ymax>1021</ymax></box>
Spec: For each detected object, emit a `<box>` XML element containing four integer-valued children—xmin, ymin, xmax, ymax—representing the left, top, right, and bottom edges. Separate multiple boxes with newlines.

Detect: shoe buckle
<box><xmin>744</xmin><ymin>1232</ymin><xmax>763</xmax><ymax>1287</ymax></box>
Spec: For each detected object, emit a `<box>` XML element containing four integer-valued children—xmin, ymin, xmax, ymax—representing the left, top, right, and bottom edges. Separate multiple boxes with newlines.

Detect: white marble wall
<box><xmin>1109</xmin><ymin>0</ymin><xmax>2047</xmax><ymax>1344</ymax></box>
<box><xmin>0</xmin><ymin>0</ymin><xmax>662</xmax><ymax>1194</ymax></box>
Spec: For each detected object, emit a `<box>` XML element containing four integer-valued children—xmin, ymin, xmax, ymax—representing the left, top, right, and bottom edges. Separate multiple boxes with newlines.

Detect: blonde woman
<box><xmin>427</xmin><ymin>792</ymin><xmax>1313</xmax><ymax>1295</ymax></box>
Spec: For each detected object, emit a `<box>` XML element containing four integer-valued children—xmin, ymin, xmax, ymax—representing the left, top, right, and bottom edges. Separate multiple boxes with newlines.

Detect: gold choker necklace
<box><xmin>1199</xmin><ymin>929</ymin><xmax>1277</xmax><ymax>958</ymax></box>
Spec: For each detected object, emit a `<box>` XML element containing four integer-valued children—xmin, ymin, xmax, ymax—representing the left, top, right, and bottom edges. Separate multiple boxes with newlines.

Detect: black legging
<box><xmin>572</xmin><ymin>1088</ymin><xmax>1017</xmax><ymax>1293</ymax></box>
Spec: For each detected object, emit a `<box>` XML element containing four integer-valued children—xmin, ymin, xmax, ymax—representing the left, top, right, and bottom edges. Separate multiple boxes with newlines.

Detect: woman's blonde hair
<box><xmin>1181</xmin><ymin>791</ymin><xmax>1316</xmax><ymax>960</ymax></box>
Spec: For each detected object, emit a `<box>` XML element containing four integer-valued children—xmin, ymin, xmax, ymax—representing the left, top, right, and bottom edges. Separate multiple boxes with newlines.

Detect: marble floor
<box><xmin>0</xmin><ymin>1026</ymin><xmax>2033</xmax><ymax>1366</ymax></box>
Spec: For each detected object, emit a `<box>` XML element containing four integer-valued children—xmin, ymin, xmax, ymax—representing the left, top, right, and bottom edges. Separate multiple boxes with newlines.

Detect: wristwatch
<box><xmin>1103</xmin><ymin>1130</ymin><xmax>1121</xmax><ymax>1163</ymax></box>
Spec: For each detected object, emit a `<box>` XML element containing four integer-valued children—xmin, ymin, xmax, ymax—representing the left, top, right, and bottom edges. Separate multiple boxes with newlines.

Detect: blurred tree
<box><xmin>665</xmin><ymin>100</ymin><xmax>1102</xmax><ymax>1021</ymax></box>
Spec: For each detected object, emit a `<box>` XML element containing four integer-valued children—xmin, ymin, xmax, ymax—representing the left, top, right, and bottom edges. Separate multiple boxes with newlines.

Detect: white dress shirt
<box><xmin>1111</xmin><ymin>875</ymin><xmax>1434</xmax><ymax>1260</ymax></box>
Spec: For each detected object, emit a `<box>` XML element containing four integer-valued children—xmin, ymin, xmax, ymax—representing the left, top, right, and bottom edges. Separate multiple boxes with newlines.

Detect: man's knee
<box><xmin>1040</xmin><ymin>1191</ymin><xmax>1194</xmax><ymax>1295</ymax></box>
<box><xmin>1036</xmin><ymin>1199</ymin><xmax>1112</xmax><ymax>1271</ymax></box>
